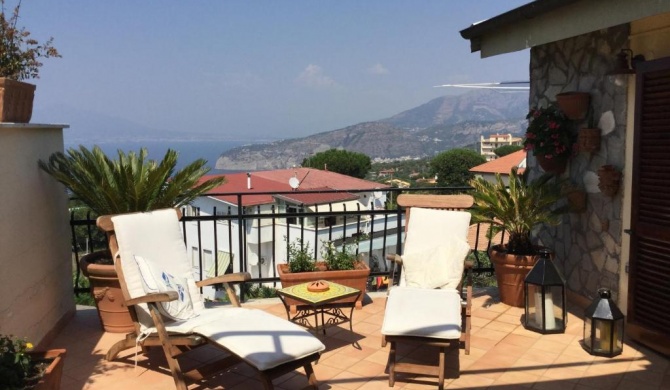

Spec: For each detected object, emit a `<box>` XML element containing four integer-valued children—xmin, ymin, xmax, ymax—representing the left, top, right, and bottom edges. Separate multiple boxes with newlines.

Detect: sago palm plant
<box><xmin>39</xmin><ymin>145</ymin><xmax>225</xmax><ymax>216</ymax></box>
<box><xmin>469</xmin><ymin>167</ymin><xmax>565</xmax><ymax>255</ymax></box>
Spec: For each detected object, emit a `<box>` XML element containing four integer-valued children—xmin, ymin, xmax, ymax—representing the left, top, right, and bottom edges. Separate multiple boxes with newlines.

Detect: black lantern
<box><xmin>523</xmin><ymin>249</ymin><xmax>567</xmax><ymax>334</ymax></box>
<box><xmin>583</xmin><ymin>288</ymin><xmax>624</xmax><ymax>357</ymax></box>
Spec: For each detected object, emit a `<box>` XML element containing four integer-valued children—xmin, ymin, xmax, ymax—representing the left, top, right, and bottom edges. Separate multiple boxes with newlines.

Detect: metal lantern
<box><xmin>583</xmin><ymin>288</ymin><xmax>624</xmax><ymax>357</ymax></box>
<box><xmin>524</xmin><ymin>249</ymin><xmax>567</xmax><ymax>333</ymax></box>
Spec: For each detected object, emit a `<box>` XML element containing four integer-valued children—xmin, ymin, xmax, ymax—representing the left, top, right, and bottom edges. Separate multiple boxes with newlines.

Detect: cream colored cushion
<box><xmin>399</xmin><ymin>208</ymin><xmax>471</xmax><ymax>287</ymax></box>
<box><xmin>148</xmin><ymin>306</ymin><xmax>326</xmax><ymax>371</ymax></box>
<box><xmin>381</xmin><ymin>287</ymin><xmax>462</xmax><ymax>339</ymax></box>
<box><xmin>402</xmin><ymin>237</ymin><xmax>470</xmax><ymax>289</ymax></box>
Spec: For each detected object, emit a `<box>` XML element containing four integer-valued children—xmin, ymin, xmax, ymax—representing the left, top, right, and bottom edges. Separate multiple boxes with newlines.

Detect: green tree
<box><xmin>430</xmin><ymin>148</ymin><xmax>485</xmax><ymax>186</ymax></box>
<box><xmin>494</xmin><ymin>145</ymin><xmax>523</xmax><ymax>157</ymax></box>
<box><xmin>302</xmin><ymin>149</ymin><xmax>371</xmax><ymax>179</ymax></box>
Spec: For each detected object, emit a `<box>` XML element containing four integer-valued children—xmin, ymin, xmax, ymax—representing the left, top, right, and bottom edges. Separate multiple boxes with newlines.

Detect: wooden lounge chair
<box><xmin>381</xmin><ymin>194</ymin><xmax>474</xmax><ymax>390</ymax></box>
<box><xmin>98</xmin><ymin>209</ymin><xmax>325</xmax><ymax>390</ymax></box>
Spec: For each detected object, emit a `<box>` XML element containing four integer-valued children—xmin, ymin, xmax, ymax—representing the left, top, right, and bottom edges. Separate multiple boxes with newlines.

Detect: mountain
<box><xmin>216</xmin><ymin>90</ymin><xmax>528</xmax><ymax>170</ymax></box>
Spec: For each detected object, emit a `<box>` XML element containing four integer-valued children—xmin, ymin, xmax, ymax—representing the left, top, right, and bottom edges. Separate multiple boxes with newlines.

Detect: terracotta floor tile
<box><xmin>39</xmin><ymin>294</ymin><xmax>669</xmax><ymax>390</ymax></box>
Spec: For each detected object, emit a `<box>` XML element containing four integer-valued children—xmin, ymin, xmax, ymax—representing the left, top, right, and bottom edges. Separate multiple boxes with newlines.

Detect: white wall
<box><xmin>0</xmin><ymin>124</ymin><xmax>73</xmax><ymax>346</ymax></box>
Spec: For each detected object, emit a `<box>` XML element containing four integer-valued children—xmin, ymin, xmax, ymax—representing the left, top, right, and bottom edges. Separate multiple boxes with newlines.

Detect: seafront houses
<box><xmin>184</xmin><ymin>168</ymin><xmax>392</xmax><ymax>298</ymax></box>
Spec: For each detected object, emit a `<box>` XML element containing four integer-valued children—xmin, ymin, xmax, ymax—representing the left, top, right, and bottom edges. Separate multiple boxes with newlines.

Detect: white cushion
<box><xmin>399</xmin><ymin>208</ymin><xmax>471</xmax><ymax>287</ymax></box>
<box><xmin>382</xmin><ymin>287</ymin><xmax>462</xmax><ymax>339</ymax></box>
<box><xmin>149</xmin><ymin>307</ymin><xmax>326</xmax><ymax>371</ymax></box>
<box><xmin>402</xmin><ymin>237</ymin><xmax>470</xmax><ymax>289</ymax></box>
<box><xmin>112</xmin><ymin>209</ymin><xmax>196</xmax><ymax>329</ymax></box>
<box><xmin>134</xmin><ymin>255</ymin><xmax>195</xmax><ymax>321</ymax></box>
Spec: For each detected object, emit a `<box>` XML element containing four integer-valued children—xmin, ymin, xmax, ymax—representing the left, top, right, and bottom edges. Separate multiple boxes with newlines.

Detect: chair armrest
<box><xmin>196</xmin><ymin>272</ymin><xmax>251</xmax><ymax>308</ymax></box>
<box><xmin>385</xmin><ymin>253</ymin><xmax>403</xmax><ymax>265</ymax></box>
<box><xmin>196</xmin><ymin>272</ymin><xmax>251</xmax><ymax>288</ymax></box>
<box><xmin>126</xmin><ymin>291</ymin><xmax>178</xmax><ymax>306</ymax></box>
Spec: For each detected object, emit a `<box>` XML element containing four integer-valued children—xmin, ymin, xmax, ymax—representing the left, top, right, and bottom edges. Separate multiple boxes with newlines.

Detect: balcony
<box><xmin>48</xmin><ymin>290</ymin><xmax>668</xmax><ymax>389</ymax></box>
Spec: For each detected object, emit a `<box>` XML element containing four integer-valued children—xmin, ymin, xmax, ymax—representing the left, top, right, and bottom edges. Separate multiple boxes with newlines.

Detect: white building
<box><xmin>184</xmin><ymin>168</ymin><xmax>396</xmax><ymax>299</ymax></box>
<box><xmin>480</xmin><ymin>133</ymin><xmax>523</xmax><ymax>161</ymax></box>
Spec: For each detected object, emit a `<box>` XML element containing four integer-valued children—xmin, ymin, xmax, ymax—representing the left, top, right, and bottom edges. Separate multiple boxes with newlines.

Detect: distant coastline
<box><xmin>63</xmin><ymin>139</ymin><xmax>249</xmax><ymax>173</ymax></box>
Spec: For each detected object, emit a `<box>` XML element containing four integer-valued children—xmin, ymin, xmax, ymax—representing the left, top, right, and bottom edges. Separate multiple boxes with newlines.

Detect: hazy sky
<box><xmin>22</xmin><ymin>1</ymin><xmax>529</xmax><ymax>140</ymax></box>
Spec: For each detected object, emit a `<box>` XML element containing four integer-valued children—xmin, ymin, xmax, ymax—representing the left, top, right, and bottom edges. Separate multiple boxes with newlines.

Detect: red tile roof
<box><xmin>469</xmin><ymin>150</ymin><xmax>526</xmax><ymax>175</ymax></box>
<box><xmin>200</xmin><ymin>168</ymin><xmax>388</xmax><ymax>207</ymax></box>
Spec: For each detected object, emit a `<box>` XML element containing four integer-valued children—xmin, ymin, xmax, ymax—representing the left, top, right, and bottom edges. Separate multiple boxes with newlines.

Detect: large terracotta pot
<box><xmin>277</xmin><ymin>261</ymin><xmax>370</xmax><ymax>313</ymax></box>
<box><xmin>0</xmin><ymin>78</ymin><xmax>36</xmax><ymax>123</ymax></box>
<box><xmin>80</xmin><ymin>250</ymin><xmax>134</xmax><ymax>333</ymax></box>
<box><xmin>489</xmin><ymin>245</ymin><xmax>538</xmax><ymax>307</ymax></box>
<box><xmin>535</xmin><ymin>154</ymin><xmax>568</xmax><ymax>175</ymax></box>
<box><xmin>556</xmin><ymin>91</ymin><xmax>590</xmax><ymax>120</ymax></box>
<box><xmin>27</xmin><ymin>349</ymin><xmax>66</xmax><ymax>390</ymax></box>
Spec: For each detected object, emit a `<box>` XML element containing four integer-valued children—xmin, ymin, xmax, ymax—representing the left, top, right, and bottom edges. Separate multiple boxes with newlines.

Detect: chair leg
<box><xmin>303</xmin><ymin>362</ymin><xmax>318</xmax><ymax>389</ymax></box>
<box><xmin>438</xmin><ymin>347</ymin><xmax>446</xmax><ymax>390</ymax></box>
<box><xmin>149</xmin><ymin>307</ymin><xmax>187</xmax><ymax>390</ymax></box>
<box><xmin>259</xmin><ymin>373</ymin><xmax>274</xmax><ymax>390</ymax></box>
<box><xmin>106</xmin><ymin>333</ymin><xmax>136</xmax><ymax>361</ymax></box>
<box><xmin>388</xmin><ymin>341</ymin><xmax>396</xmax><ymax>387</ymax></box>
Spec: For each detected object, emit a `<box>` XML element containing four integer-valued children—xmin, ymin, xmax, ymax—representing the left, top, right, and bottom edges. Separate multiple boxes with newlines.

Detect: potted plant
<box><xmin>0</xmin><ymin>335</ymin><xmax>66</xmax><ymax>390</ymax></box>
<box><xmin>0</xmin><ymin>1</ymin><xmax>60</xmax><ymax>122</ymax></box>
<box><xmin>523</xmin><ymin>105</ymin><xmax>575</xmax><ymax>174</ymax></box>
<box><xmin>469</xmin><ymin>167</ymin><xmax>565</xmax><ymax>307</ymax></box>
<box><xmin>39</xmin><ymin>146</ymin><xmax>225</xmax><ymax>332</ymax></box>
<box><xmin>578</xmin><ymin>107</ymin><xmax>601</xmax><ymax>154</ymax></box>
<box><xmin>277</xmin><ymin>238</ymin><xmax>370</xmax><ymax>312</ymax></box>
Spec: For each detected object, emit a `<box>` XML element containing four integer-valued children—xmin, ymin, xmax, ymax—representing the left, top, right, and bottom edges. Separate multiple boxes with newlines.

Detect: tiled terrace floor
<box><xmin>49</xmin><ymin>289</ymin><xmax>670</xmax><ymax>389</ymax></box>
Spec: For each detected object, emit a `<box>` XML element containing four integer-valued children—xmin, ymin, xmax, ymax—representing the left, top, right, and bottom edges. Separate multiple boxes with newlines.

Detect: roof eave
<box><xmin>459</xmin><ymin>0</ymin><xmax>581</xmax><ymax>53</ymax></box>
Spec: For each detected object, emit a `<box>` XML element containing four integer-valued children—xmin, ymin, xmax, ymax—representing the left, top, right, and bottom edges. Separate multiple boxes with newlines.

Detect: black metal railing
<box><xmin>71</xmin><ymin>186</ymin><xmax>500</xmax><ymax>298</ymax></box>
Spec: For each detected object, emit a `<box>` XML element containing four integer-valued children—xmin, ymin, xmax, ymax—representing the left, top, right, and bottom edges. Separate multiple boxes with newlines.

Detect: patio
<box><xmin>48</xmin><ymin>289</ymin><xmax>669</xmax><ymax>390</ymax></box>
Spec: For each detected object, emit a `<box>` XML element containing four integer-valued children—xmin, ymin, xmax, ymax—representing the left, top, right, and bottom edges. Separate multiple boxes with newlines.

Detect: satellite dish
<box><xmin>289</xmin><ymin>177</ymin><xmax>300</xmax><ymax>190</ymax></box>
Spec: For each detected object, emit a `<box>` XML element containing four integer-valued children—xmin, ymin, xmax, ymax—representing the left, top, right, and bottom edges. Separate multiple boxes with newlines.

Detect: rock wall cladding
<box><xmin>529</xmin><ymin>24</ymin><xmax>629</xmax><ymax>301</ymax></box>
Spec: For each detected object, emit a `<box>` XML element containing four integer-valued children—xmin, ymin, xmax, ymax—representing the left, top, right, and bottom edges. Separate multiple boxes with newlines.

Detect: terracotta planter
<box><xmin>277</xmin><ymin>261</ymin><xmax>370</xmax><ymax>312</ymax></box>
<box><xmin>597</xmin><ymin>165</ymin><xmax>622</xmax><ymax>197</ymax></box>
<box><xmin>489</xmin><ymin>245</ymin><xmax>538</xmax><ymax>307</ymax></box>
<box><xmin>535</xmin><ymin>154</ymin><xmax>568</xmax><ymax>175</ymax></box>
<box><xmin>80</xmin><ymin>250</ymin><xmax>134</xmax><ymax>333</ymax></box>
<box><xmin>578</xmin><ymin>127</ymin><xmax>601</xmax><ymax>154</ymax></box>
<box><xmin>566</xmin><ymin>188</ymin><xmax>587</xmax><ymax>213</ymax></box>
<box><xmin>556</xmin><ymin>91</ymin><xmax>590</xmax><ymax>120</ymax></box>
<box><xmin>0</xmin><ymin>78</ymin><xmax>36</xmax><ymax>123</ymax></box>
<box><xmin>27</xmin><ymin>349</ymin><xmax>66</xmax><ymax>390</ymax></box>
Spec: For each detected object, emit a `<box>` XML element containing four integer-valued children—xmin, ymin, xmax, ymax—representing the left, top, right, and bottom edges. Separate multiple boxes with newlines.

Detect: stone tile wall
<box><xmin>529</xmin><ymin>24</ymin><xmax>629</xmax><ymax>301</ymax></box>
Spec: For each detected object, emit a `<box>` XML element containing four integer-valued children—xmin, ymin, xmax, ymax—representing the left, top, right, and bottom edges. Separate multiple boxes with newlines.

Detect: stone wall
<box><xmin>529</xmin><ymin>24</ymin><xmax>629</xmax><ymax>301</ymax></box>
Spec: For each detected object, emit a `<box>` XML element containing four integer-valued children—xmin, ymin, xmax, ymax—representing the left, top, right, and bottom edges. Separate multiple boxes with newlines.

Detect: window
<box><xmin>323</xmin><ymin>216</ymin><xmax>337</xmax><ymax>227</ymax></box>
<box><xmin>287</xmin><ymin>206</ymin><xmax>303</xmax><ymax>225</ymax></box>
<box><xmin>191</xmin><ymin>247</ymin><xmax>199</xmax><ymax>268</ymax></box>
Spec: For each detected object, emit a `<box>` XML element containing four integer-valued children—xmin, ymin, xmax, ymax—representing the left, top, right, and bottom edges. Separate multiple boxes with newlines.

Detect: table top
<box><xmin>277</xmin><ymin>280</ymin><xmax>360</xmax><ymax>306</ymax></box>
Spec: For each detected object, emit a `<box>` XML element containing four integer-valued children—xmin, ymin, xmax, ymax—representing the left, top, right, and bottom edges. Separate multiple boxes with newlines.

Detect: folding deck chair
<box><xmin>381</xmin><ymin>194</ymin><xmax>474</xmax><ymax>390</ymax></box>
<box><xmin>98</xmin><ymin>209</ymin><xmax>325</xmax><ymax>390</ymax></box>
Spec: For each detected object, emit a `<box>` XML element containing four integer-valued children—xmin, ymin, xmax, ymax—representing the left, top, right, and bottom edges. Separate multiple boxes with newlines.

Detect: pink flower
<box><xmin>549</xmin><ymin>121</ymin><xmax>559</xmax><ymax>130</ymax></box>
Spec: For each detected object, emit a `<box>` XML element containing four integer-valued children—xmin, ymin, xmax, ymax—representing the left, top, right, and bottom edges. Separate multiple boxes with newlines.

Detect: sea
<box><xmin>63</xmin><ymin>139</ymin><xmax>250</xmax><ymax>174</ymax></box>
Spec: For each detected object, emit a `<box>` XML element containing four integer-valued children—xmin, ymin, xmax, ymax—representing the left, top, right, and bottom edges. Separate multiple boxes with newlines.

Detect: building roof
<box><xmin>470</xmin><ymin>150</ymin><xmax>527</xmax><ymax>175</ymax></box>
<box><xmin>459</xmin><ymin>0</ymin><xmax>670</xmax><ymax>58</ymax></box>
<box><xmin>200</xmin><ymin>168</ymin><xmax>387</xmax><ymax>207</ymax></box>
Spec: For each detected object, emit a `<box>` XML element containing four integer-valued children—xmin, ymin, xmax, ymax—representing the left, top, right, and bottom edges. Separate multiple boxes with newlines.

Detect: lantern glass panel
<box><xmin>584</xmin><ymin>317</ymin><xmax>593</xmax><ymax>350</ymax></box>
<box><xmin>525</xmin><ymin>284</ymin><xmax>564</xmax><ymax>331</ymax></box>
<box><xmin>591</xmin><ymin>319</ymin><xmax>623</xmax><ymax>355</ymax></box>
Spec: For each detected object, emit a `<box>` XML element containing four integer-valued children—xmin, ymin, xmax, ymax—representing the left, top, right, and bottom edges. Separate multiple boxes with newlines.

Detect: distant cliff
<box><xmin>216</xmin><ymin>90</ymin><xmax>527</xmax><ymax>170</ymax></box>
